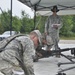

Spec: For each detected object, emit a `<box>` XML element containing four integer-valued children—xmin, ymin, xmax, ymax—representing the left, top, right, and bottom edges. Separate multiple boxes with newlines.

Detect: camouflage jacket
<box><xmin>0</xmin><ymin>35</ymin><xmax>35</xmax><ymax>70</ymax></box>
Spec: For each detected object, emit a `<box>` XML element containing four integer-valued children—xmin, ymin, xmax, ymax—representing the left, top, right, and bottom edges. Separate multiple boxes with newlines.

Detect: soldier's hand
<box><xmin>53</xmin><ymin>25</ymin><xmax>58</xmax><ymax>29</ymax></box>
<box><xmin>44</xmin><ymin>32</ymin><xmax>48</xmax><ymax>35</ymax></box>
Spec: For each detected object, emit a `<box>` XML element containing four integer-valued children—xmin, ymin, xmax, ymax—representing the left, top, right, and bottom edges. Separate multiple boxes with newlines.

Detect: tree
<box><xmin>20</xmin><ymin>10</ymin><xmax>34</xmax><ymax>33</ymax></box>
<box><xmin>0</xmin><ymin>9</ymin><xmax>75</xmax><ymax>37</ymax></box>
<box><xmin>72</xmin><ymin>15</ymin><xmax>75</xmax><ymax>33</ymax></box>
<box><xmin>0</xmin><ymin>10</ymin><xmax>11</xmax><ymax>33</ymax></box>
<box><xmin>12</xmin><ymin>16</ymin><xmax>22</xmax><ymax>32</ymax></box>
<box><xmin>60</xmin><ymin>15</ymin><xmax>73</xmax><ymax>37</ymax></box>
<box><xmin>34</xmin><ymin>14</ymin><xmax>47</xmax><ymax>33</ymax></box>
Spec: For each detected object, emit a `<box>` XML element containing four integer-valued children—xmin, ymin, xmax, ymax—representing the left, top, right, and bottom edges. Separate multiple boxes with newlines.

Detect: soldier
<box><xmin>45</xmin><ymin>5</ymin><xmax>63</xmax><ymax>57</ymax></box>
<box><xmin>42</xmin><ymin>33</ymin><xmax>53</xmax><ymax>51</ymax></box>
<box><xmin>33</xmin><ymin>33</ymin><xmax>53</xmax><ymax>62</ymax></box>
<box><xmin>0</xmin><ymin>30</ymin><xmax>42</xmax><ymax>75</ymax></box>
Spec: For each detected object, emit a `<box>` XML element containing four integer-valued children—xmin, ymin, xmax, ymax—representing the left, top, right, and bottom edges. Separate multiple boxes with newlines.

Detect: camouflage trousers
<box><xmin>0</xmin><ymin>67</ymin><xmax>35</xmax><ymax>75</ymax></box>
<box><xmin>0</xmin><ymin>60</ymin><xmax>35</xmax><ymax>75</ymax></box>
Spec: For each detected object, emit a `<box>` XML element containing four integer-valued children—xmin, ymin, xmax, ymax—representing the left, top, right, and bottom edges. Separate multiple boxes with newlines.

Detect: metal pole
<box><xmin>34</xmin><ymin>10</ymin><xmax>36</xmax><ymax>30</ymax></box>
<box><xmin>10</xmin><ymin>0</ymin><xmax>12</xmax><ymax>35</ymax></box>
<box><xmin>34</xmin><ymin>5</ymin><xmax>37</xmax><ymax>30</ymax></box>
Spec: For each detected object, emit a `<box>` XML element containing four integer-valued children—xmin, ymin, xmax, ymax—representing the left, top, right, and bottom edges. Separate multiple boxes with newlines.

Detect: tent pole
<box><xmin>10</xmin><ymin>0</ymin><xmax>13</xmax><ymax>35</ymax></box>
<box><xmin>34</xmin><ymin>10</ymin><xmax>36</xmax><ymax>30</ymax></box>
<box><xmin>34</xmin><ymin>5</ymin><xmax>37</xmax><ymax>30</ymax></box>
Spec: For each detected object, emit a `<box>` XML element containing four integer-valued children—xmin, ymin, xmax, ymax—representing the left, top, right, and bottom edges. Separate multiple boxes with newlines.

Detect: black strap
<box><xmin>0</xmin><ymin>34</ymin><xmax>30</xmax><ymax>75</ymax></box>
<box><xmin>0</xmin><ymin>34</ymin><xmax>25</xmax><ymax>52</ymax></box>
<box><xmin>15</xmin><ymin>40</ymin><xmax>29</xmax><ymax>75</ymax></box>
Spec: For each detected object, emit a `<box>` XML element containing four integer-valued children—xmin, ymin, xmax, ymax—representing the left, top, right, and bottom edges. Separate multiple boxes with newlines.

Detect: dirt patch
<box><xmin>59</xmin><ymin>40</ymin><xmax>75</xmax><ymax>44</ymax></box>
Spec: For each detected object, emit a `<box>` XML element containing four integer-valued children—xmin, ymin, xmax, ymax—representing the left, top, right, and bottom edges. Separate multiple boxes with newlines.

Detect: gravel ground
<box><xmin>34</xmin><ymin>42</ymin><xmax>75</xmax><ymax>75</ymax></box>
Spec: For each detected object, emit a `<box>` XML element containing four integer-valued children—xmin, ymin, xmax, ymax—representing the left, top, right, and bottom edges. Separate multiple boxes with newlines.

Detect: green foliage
<box><xmin>72</xmin><ymin>15</ymin><xmax>75</xmax><ymax>32</ymax></box>
<box><xmin>12</xmin><ymin>16</ymin><xmax>22</xmax><ymax>32</ymax></box>
<box><xmin>0</xmin><ymin>10</ymin><xmax>10</xmax><ymax>32</ymax></box>
<box><xmin>38</xmin><ymin>16</ymin><xmax>47</xmax><ymax>33</ymax></box>
<box><xmin>34</xmin><ymin>15</ymin><xmax>47</xmax><ymax>33</ymax></box>
<box><xmin>0</xmin><ymin>10</ymin><xmax>34</xmax><ymax>34</ymax></box>
<box><xmin>20</xmin><ymin>10</ymin><xmax>34</xmax><ymax>33</ymax></box>
<box><xmin>60</xmin><ymin>15</ymin><xmax>74</xmax><ymax>37</ymax></box>
<box><xmin>0</xmin><ymin>23</ymin><xmax>4</xmax><ymax>33</ymax></box>
<box><xmin>0</xmin><ymin>9</ymin><xmax>75</xmax><ymax>38</ymax></box>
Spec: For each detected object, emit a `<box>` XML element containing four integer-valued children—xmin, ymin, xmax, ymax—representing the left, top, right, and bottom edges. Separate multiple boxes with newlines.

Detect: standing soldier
<box><xmin>45</xmin><ymin>5</ymin><xmax>63</xmax><ymax>57</ymax></box>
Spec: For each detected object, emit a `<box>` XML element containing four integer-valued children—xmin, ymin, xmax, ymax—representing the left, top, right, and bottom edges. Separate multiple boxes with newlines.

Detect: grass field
<box><xmin>60</xmin><ymin>36</ymin><xmax>75</xmax><ymax>40</ymax></box>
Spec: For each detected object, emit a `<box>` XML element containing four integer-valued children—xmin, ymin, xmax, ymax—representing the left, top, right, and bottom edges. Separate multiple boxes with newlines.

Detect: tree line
<box><xmin>0</xmin><ymin>10</ymin><xmax>75</xmax><ymax>37</ymax></box>
<box><xmin>0</xmin><ymin>10</ymin><xmax>34</xmax><ymax>34</ymax></box>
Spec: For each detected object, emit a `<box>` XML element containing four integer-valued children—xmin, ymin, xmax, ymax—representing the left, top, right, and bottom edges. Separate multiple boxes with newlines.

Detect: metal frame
<box><xmin>57</xmin><ymin>52</ymin><xmax>75</xmax><ymax>74</ymax></box>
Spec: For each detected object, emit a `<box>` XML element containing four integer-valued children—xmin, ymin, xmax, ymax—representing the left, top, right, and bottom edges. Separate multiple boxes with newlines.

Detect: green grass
<box><xmin>60</xmin><ymin>36</ymin><xmax>75</xmax><ymax>40</ymax></box>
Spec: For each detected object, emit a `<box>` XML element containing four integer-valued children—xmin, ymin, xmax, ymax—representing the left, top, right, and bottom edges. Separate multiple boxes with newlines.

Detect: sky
<box><xmin>0</xmin><ymin>0</ymin><xmax>34</xmax><ymax>18</ymax></box>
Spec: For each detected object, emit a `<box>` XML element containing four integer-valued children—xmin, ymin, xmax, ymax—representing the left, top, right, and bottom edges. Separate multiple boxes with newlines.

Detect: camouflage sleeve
<box><xmin>0</xmin><ymin>36</ymin><xmax>35</xmax><ymax>67</ymax></box>
<box><xmin>0</xmin><ymin>40</ymin><xmax>20</xmax><ymax>66</ymax></box>
<box><xmin>23</xmin><ymin>37</ymin><xmax>35</xmax><ymax>66</ymax></box>
<box><xmin>45</xmin><ymin>17</ymin><xmax>49</xmax><ymax>33</ymax></box>
<box><xmin>58</xmin><ymin>16</ymin><xmax>63</xmax><ymax>29</ymax></box>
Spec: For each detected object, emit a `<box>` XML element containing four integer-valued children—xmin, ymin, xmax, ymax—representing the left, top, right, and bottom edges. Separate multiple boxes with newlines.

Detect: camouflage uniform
<box><xmin>0</xmin><ymin>35</ymin><xmax>35</xmax><ymax>75</ymax></box>
<box><xmin>45</xmin><ymin>15</ymin><xmax>63</xmax><ymax>50</ymax></box>
<box><xmin>33</xmin><ymin>35</ymin><xmax>53</xmax><ymax>62</ymax></box>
